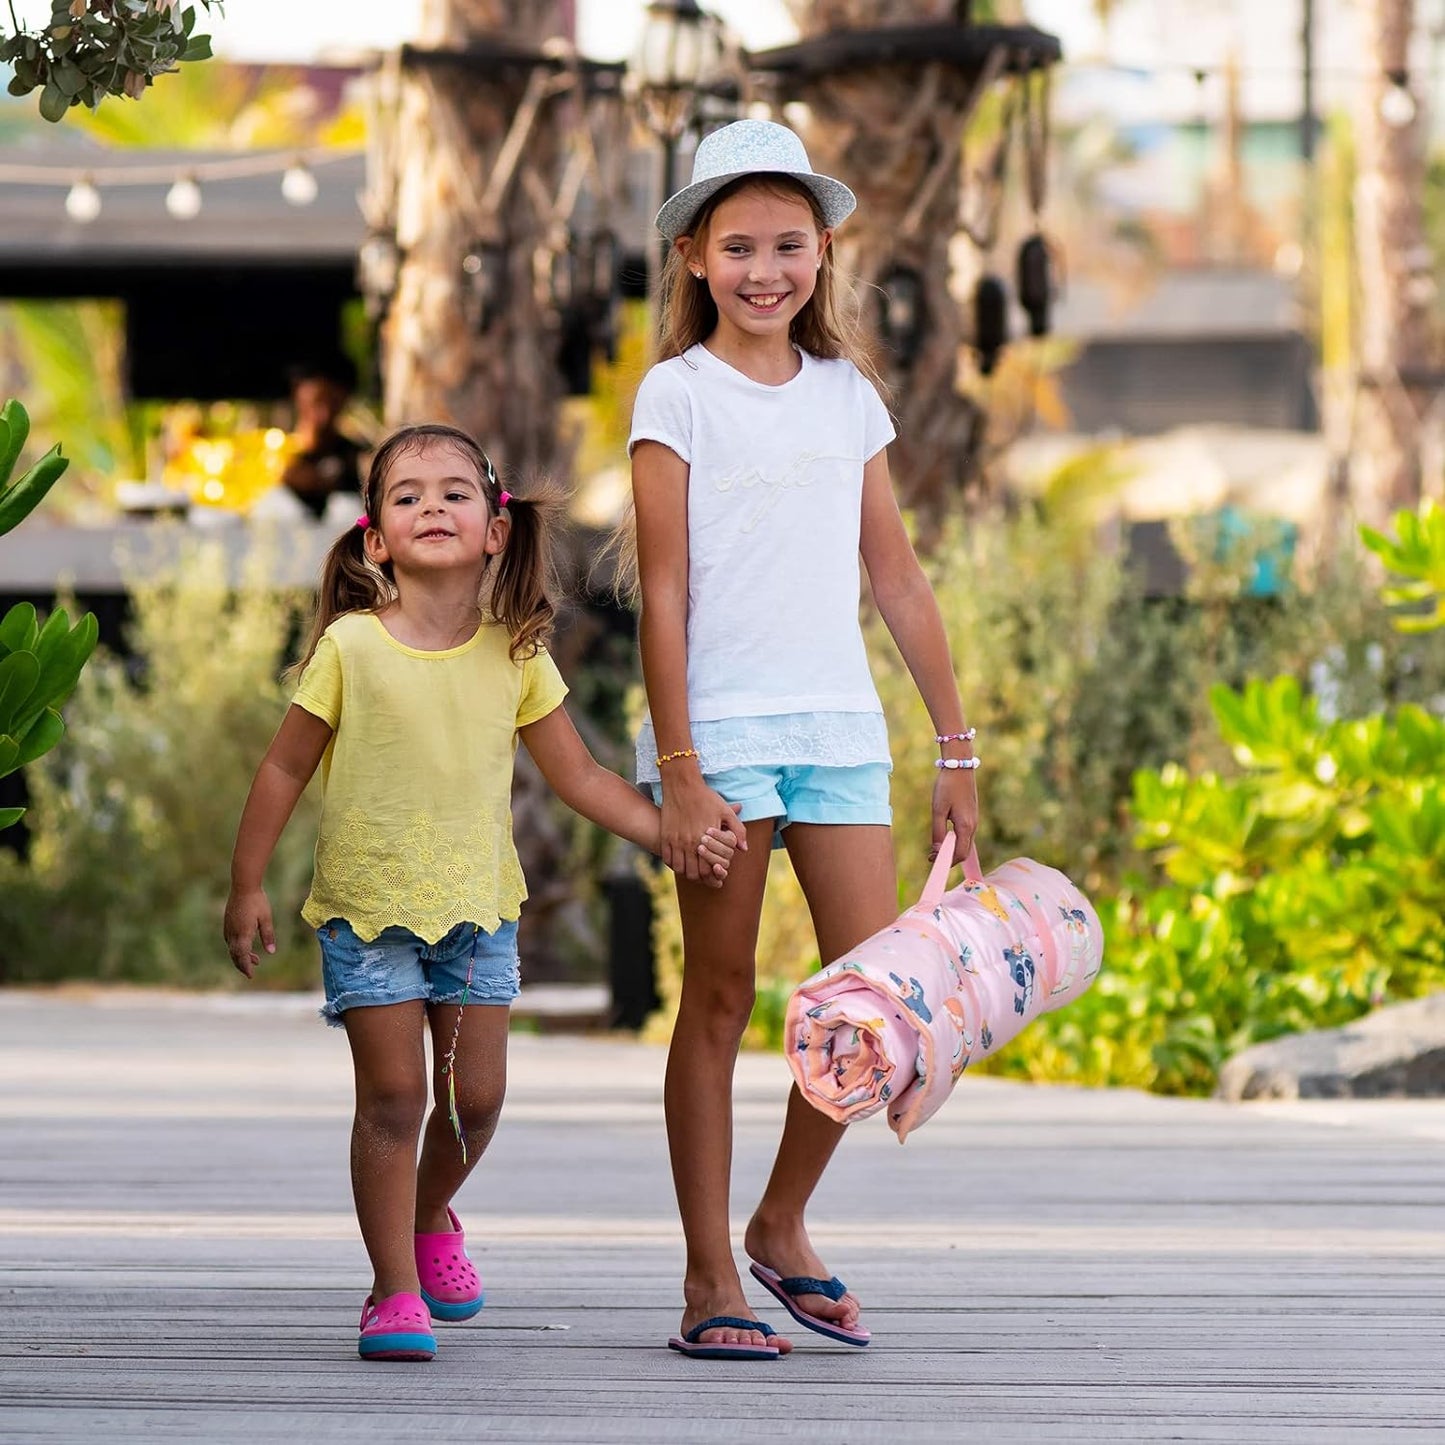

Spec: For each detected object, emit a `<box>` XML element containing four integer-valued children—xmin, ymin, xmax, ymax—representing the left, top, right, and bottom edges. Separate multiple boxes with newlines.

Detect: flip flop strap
<box><xmin>778</xmin><ymin>1274</ymin><xmax>847</xmax><ymax>1301</ymax></box>
<box><xmin>685</xmin><ymin>1315</ymin><xmax>776</xmax><ymax>1343</ymax></box>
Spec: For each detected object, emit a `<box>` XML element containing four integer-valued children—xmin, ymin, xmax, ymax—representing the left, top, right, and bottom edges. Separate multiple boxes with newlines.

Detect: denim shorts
<box><xmin>650</xmin><ymin>760</ymin><xmax>892</xmax><ymax>848</ymax></box>
<box><xmin>316</xmin><ymin>917</ymin><xmax>521</xmax><ymax>1025</ymax></box>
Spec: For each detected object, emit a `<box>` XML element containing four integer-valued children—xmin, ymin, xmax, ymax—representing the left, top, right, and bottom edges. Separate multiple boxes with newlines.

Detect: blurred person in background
<box><xmin>280</xmin><ymin>355</ymin><xmax>366</xmax><ymax>520</ymax></box>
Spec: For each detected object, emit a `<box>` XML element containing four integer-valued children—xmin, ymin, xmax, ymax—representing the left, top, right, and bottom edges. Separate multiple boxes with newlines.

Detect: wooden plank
<box><xmin>1</xmin><ymin>992</ymin><xmax>1443</xmax><ymax>1442</ymax></box>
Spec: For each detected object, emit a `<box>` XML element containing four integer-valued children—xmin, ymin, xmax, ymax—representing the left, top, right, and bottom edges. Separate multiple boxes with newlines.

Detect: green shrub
<box><xmin>1362</xmin><ymin>496</ymin><xmax>1445</xmax><ymax>630</ymax></box>
<box><xmin>0</xmin><ymin>539</ymin><xmax>318</xmax><ymax>988</ymax></box>
<box><xmin>1010</xmin><ymin>677</ymin><xmax>1445</xmax><ymax>1095</ymax></box>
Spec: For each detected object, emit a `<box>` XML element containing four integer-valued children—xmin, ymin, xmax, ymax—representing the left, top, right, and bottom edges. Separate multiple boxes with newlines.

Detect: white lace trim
<box><xmin>636</xmin><ymin>711</ymin><xmax>891</xmax><ymax>784</ymax></box>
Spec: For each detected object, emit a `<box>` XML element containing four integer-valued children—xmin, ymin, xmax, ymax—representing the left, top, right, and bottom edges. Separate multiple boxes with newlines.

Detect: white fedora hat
<box><xmin>655</xmin><ymin>119</ymin><xmax>857</xmax><ymax>242</ymax></box>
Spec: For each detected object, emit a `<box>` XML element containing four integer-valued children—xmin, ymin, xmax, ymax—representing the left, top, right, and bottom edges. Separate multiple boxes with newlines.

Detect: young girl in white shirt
<box><xmin>224</xmin><ymin>423</ymin><xmax>739</xmax><ymax>1363</ymax></box>
<box><xmin>629</xmin><ymin>120</ymin><xmax>980</xmax><ymax>1359</ymax></box>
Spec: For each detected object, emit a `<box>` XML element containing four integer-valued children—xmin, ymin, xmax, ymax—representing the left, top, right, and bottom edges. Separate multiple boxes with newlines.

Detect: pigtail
<box><xmin>286</xmin><ymin>433</ymin><xmax>402</xmax><ymax>681</ymax></box>
<box><xmin>288</xmin><ymin>523</ymin><xmax>392</xmax><ymax>681</ymax></box>
<box><xmin>490</xmin><ymin>481</ymin><xmax>564</xmax><ymax>660</ymax></box>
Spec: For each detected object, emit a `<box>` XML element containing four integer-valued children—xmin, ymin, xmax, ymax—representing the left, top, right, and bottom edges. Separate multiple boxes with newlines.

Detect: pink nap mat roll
<box><xmin>785</xmin><ymin>844</ymin><xmax>1104</xmax><ymax>1141</ymax></box>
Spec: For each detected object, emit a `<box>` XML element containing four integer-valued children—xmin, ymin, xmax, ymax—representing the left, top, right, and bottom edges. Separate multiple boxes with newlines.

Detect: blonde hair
<box><xmin>292</xmin><ymin>423</ymin><xmax>560</xmax><ymax>675</ymax></box>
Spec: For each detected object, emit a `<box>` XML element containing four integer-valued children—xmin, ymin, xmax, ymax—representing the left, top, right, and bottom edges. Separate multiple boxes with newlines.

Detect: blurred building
<box><xmin>1053</xmin><ymin>271</ymin><xmax>1316</xmax><ymax>435</ymax></box>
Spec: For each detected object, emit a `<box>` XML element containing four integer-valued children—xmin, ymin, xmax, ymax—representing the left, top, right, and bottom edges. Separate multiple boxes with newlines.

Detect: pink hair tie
<box><xmin>355</xmin><ymin>514</ymin><xmax>370</xmax><ymax>529</ymax></box>
<box><xmin>498</xmin><ymin>491</ymin><xmax>512</xmax><ymax>508</ymax></box>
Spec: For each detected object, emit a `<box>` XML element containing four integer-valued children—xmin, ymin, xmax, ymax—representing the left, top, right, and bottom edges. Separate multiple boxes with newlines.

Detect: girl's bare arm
<box><xmin>858</xmin><ymin>448</ymin><xmax>979</xmax><ymax>860</ymax></box>
<box><xmin>519</xmin><ymin>704</ymin><xmax>738</xmax><ymax>887</ymax></box>
<box><xmin>224</xmin><ymin>704</ymin><xmax>333</xmax><ymax>975</ymax></box>
<box><xmin>631</xmin><ymin>439</ymin><xmax>748</xmax><ymax>877</ymax></box>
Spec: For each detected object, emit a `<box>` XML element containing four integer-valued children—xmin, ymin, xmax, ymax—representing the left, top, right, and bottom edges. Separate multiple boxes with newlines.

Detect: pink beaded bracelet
<box><xmin>936</xmin><ymin>728</ymin><xmax>976</xmax><ymax>745</ymax></box>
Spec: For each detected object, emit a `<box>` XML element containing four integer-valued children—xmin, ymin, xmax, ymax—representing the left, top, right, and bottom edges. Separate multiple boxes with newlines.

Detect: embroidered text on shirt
<box><xmin>712</xmin><ymin>450</ymin><xmax>855</xmax><ymax>533</ymax></box>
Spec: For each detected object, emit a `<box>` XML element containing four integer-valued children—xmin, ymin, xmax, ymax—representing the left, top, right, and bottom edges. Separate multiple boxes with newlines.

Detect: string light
<box><xmin>0</xmin><ymin>148</ymin><xmax>358</xmax><ymax>221</ymax></box>
<box><xmin>280</xmin><ymin>159</ymin><xmax>318</xmax><ymax>206</ymax></box>
<box><xmin>164</xmin><ymin>175</ymin><xmax>202</xmax><ymax>220</ymax></box>
<box><xmin>63</xmin><ymin>177</ymin><xmax>102</xmax><ymax>224</ymax></box>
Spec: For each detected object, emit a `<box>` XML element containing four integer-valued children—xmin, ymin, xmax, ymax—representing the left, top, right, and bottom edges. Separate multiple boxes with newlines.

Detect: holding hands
<box><xmin>660</xmin><ymin>771</ymin><xmax>748</xmax><ymax>887</ymax></box>
<box><xmin>690</xmin><ymin>813</ymin><xmax>746</xmax><ymax>887</ymax></box>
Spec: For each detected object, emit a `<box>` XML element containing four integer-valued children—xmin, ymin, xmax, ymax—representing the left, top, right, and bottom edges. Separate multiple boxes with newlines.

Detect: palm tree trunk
<box><xmin>379</xmin><ymin>0</ymin><xmax>575</xmax><ymax>479</ymax></box>
<box><xmin>1352</xmin><ymin>0</ymin><xmax>1433</xmax><ymax>527</ymax></box>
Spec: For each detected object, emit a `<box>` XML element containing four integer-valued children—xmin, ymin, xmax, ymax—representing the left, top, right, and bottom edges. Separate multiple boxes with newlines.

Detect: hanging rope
<box><xmin>958</xmin><ymin>65</ymin><xmax>1020</xmax><ymax>253</ymax></box>
<box><xmin>1022</xmin><ymin>66</ymin><xmax>1051</xmax><ymax>222</ymax></box>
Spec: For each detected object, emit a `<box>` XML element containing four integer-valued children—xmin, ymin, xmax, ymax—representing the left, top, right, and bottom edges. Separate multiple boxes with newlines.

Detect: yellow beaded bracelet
<box><xmin>656</xmin><ymin>747</ymin><xmax>701</xmax><ymax>766</ymax></box>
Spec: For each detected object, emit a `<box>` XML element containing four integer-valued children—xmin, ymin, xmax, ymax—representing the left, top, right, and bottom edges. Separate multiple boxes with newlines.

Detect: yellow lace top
<box><xmin>292</xmin><ymin>611</ymin><xmax>567</xmax><ymax>943</ymax></box>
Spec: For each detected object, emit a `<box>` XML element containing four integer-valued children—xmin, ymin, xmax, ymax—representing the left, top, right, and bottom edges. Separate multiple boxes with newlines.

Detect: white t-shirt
<box><xmin>628</xmin><ymin>343</ymin><xmax>896</xmax><ymax>776</ymax></box>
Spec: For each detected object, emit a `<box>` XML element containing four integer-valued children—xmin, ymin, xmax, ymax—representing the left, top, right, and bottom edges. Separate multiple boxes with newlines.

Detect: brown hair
<box><xmin>292</xmin><ymin>423</ymin><xmax>559</xmax><ymax>674</ymax></box>
<box><xmin>656</xmin><ymin>173</ymin><xmax>885</xmax><ymax>393</ymax></box>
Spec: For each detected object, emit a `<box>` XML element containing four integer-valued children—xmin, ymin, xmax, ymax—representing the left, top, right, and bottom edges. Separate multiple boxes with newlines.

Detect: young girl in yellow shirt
<box><xmin>224</xmin><ymin>422</ymin><xmax>740</xmax><ymax>1363</ymax></box>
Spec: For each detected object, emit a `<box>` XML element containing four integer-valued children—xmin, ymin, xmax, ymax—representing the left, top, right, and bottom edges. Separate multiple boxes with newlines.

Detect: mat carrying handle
<box><xmin>919</xmin><ymin>834</ymin><xmax>983</xmax><ymax>910</ymax></box>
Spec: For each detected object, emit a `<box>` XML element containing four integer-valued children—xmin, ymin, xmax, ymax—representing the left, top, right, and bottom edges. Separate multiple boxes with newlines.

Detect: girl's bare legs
<box><xmin>414</xmin><ymin>1002</ymin><xmax>510</xmax><ymax>1232</ymax></box>
<box><xmin>665</xmin><ymin>817</ymin><xmax>783</xmax><ymax>1351</ymax></box>
<box><xmin>744</xmin><ymin>822</ymin><xmax>899</xmax><ymax>1331</ymax></box>
<box><xmin>341</xmin><ymin>1000</ymin><xmax>430</xmax><ymax>1300</ymax></box>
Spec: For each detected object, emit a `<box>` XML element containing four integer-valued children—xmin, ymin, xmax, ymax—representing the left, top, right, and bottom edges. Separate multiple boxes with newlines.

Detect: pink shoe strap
<box><xmin>414</xmin><ymin>1206</ymin><xmax>465</xmax><ymax>1245</ymax></box>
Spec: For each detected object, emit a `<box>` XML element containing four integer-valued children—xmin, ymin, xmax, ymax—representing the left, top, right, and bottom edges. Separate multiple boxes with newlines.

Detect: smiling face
<box><xmin>681</xmin><ymin>180</ymin><xmax>831</xmax><ymax>356</ymax></box>
<box><xmin>363</xmin><ymin>439</ymin><xmax>507</xmax><ymax>580</ymax></box>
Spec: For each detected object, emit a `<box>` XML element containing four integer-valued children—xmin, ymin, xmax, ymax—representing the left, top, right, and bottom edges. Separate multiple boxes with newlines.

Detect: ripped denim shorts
<box><xmin>316</xmin><ymin>917</ymin><xmax>521</xmax><ymax>1026</ymax></box>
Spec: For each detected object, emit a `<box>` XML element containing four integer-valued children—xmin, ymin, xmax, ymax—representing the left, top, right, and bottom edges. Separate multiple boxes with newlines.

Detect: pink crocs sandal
<box><xmin>358</xmin><ymin>1291</ymin><xmax>435</xmax><ymax>1362</ymax></box>
<box><xmin>414</xmin><ymin>1207</ymin><xmax>485</xmax><ymax>1321</ymax></box>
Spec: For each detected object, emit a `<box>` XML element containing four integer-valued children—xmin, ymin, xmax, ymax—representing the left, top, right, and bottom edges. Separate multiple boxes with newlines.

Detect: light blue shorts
<box><xmin>316</xmin><ymin>917</ymin><xmax>521</xmax><ymax>1025</ymax></box>
<box><xmin>650</xmin><ymin>760</ymin><xmax>892</xmax><ymax>849</ymax></box>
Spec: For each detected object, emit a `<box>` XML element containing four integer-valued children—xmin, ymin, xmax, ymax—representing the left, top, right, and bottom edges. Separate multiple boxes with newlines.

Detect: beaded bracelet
<box><xmin>656</xmin><ymin>747</ymin><xmax>701</xmax><ymax>766</ymax></box>
<box><xmin>936</xmin><ymin>728</ymin><xmax>977</xmax><ymax>745</ymax></box>
<box><xmin>934</xmin><ymin>756</ymin><xmax>982</xmax><ymax>770</ymax></box>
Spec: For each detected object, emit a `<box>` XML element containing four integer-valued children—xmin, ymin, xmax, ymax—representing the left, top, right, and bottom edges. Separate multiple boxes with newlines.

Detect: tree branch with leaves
<box><xmin>1</xmin><ymin>0</ymin><xmax>217</xmax><ymax>122</ymax></box>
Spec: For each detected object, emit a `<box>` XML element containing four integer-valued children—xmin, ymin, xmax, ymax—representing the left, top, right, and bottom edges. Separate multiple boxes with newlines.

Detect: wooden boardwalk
<box><xmin>1</xmin><ymin>990</ymin><xmax>1441</xmax><ymax>1443</ymax></box>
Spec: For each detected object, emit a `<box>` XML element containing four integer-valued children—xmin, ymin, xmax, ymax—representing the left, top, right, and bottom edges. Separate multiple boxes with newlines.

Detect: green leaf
<box><xmin>0</xmin><ymin>399</ymin><xmax>27</xmax><ymax>486</ymax></box>
<box><xmin>32</xmin><ymin>605</ymin><xmax>71</xmax><ymax>663</ymax></box>
<box><xmin>0</xmin><ymin>651</ymin><xmax>41</xmax><ymax>737</ymax></box>
<box><xmin>50</xmin><ymin>59</ymin><xmax>86</xmax><ymax>98</ymax></box>
<box><xmin>181</xmin><ymin>36</ymin><xmax>211</xmax><ymax>61</ymax></box>
<box><xmin>0</xmin><ymin>735</ymin><xmax>19</xmax><ymax>778</ymax></box>
<box><xmin>30</xmin><ymin>610</ymin><xmax>98</xmax><ymax>712</ymax></box>
<box><xmin>15</xmin><ymin>709</ymin><xmax>63</xmax><ymax>768</ymax></box>
<box><xmin>0</xmin><ymin>602</ymin><xmax>38</xmax><ymax>655</ymax></box>
<box><xmin>38</xmin><ymin>79</ymin><xmax>70</xmax><ymax>122</ymax></box>
<box><xmin>0</xmin><ymin>806</ymin><xmax>24</xmax><ymax>829</ymax></box>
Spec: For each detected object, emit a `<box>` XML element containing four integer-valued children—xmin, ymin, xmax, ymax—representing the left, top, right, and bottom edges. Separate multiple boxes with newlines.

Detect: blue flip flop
<box><xmin>749</xmin><ymin>1261</ymin><xmax>872</xmax><ymax>1346</ymax></box>
<box><xmin>667</xmin><ymin>1314</ymin><xmax>781</xmax><ymax>1360</ymax></box>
